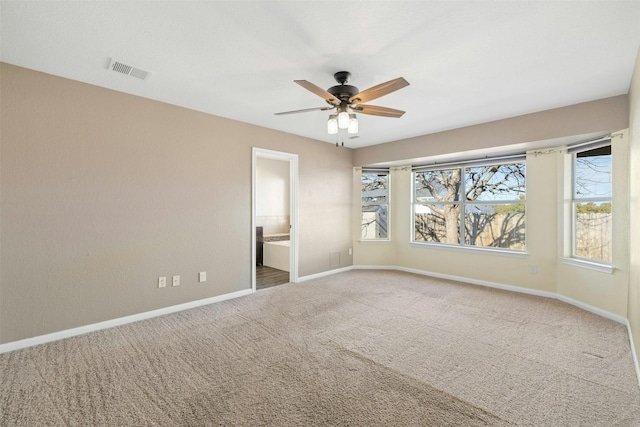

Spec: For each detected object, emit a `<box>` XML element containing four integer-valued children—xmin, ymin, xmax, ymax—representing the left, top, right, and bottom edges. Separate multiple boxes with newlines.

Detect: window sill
<box><xmin>359</xmin><ymin>239</ymin><xmax>392</xmax><ymax>244</ymax></box>
<box><xmin>561</xmin><ymin>258</ymin><xmax>613</xmax><ymax>274</ymax></box>
<box><xmin>409</xmin><ymin>242</ymin><xmax>528</xmax><ymax>258</ymax></box>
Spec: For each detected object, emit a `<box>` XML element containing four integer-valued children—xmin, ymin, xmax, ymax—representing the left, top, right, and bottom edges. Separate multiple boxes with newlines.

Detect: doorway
<box><xmin>252</xmin><ymin>148</ymin><xmax>298</xmax><ymax>291</ymax></box>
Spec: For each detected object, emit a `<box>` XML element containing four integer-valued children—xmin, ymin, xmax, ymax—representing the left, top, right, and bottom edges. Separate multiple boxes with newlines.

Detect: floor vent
<box><xmin>108</xmin><ymin>59</ymin><xmax>151</xmax><ymax>80</ymax></box>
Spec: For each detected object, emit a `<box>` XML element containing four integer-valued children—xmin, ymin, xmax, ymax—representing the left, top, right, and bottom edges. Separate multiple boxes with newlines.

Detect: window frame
<box><xmin>360</xmin><ymin>168</ymin><xmax>390</xmax><ymax>241</ymax></box>
<box><xmin>411</xmin><ymin>156</ymin><xmax>526</xmax><ymax>252</ymax></box>
<box><xmin>569</xmin><ymin>142</ymin><xmax>612</xmax><ymax>265</ymax></box>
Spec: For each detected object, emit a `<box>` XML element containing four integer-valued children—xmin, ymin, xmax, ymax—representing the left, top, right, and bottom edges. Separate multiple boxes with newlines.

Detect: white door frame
<box><xmin>252</xmin><ymin>147</ymin><xmax>299</xmax><ymax>292</ymax></box>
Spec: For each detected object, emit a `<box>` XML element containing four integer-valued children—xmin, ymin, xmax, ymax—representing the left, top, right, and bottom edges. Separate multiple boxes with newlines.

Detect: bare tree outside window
<box><xmin>414</xmin><ymin>168</ymin><xmax>460</xmax><ymax>244</ymax></box>
<box><xmin>414</xmin><ymin>162</ymin><xmax>526</xmax><ymax>250</ymax></box>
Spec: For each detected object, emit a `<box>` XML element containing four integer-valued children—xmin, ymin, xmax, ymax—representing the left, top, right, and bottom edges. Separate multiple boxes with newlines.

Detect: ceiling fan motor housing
<box><xmin>327</xmin><ymin>70</ymin><xmax>359</xmax><ymax>105</ymax></box>
<box><xmin>327</xmin><ymin>84</ymin><xmax>359</xmax><ymax>100</ymax></box>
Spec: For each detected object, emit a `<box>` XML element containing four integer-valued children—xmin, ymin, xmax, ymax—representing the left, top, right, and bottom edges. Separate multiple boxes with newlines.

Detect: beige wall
<box><xmin>256</xmin><ymin>157</ymin><xmax>290</xmax><ymax>235</ymax></box>
<box><xmin>555</xmin><ymin>130</ymin><xmax>629</xmax><ymax>316</ymax></box>
<box><xmin>629</xmin><ymin>47</ymin><xmax>640</xmax><ymax>360</ymax></box>
<box><xmin>256</xmin><ymin>157</ymin><xmax>290</xmax><ymax>218</ymax></box>
<box><xmin>353</xmin><ymin>94</ymin><xmax>631</xmax><ymax>317</ymax></box>
<box><xmin>354</xmin><ymin>95</ymin><xmax>629</xmax><ymax>167</ymax></box>
<box><xmin>0</xmin><ymin>63</ymin><xmax>353</xmax><ymax>343</ymax></box>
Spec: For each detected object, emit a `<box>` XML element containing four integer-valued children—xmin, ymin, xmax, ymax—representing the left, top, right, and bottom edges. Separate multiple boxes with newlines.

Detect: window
<box><xmin>361</xmin><ymin>169</ymin><xmax>389</xmax><ymax>240</ymax></box>
<box><xmin>413</xmin><ymin>159</ymin><xmax>526</xmax><ymax>250</ymax></box>
<box><xmin>571</xmin><ymin>143</ymin><xmax>612</xmax><ymax>263</ymax></box>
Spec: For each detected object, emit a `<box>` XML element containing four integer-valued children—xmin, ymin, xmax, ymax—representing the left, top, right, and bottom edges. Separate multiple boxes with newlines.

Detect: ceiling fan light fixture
<box><xmin>338</xmin><ymin>110</ymin><xmax>349</xmax><ymax>129</ymax></box>
<box><xmin>327</xmin><ymin>114</ymin><xmax>338</xmax><ymax>134</ymax></box>
<box><xmin>348</xmin><ymin>113</ymin><xmax>358</xmax><ymax>134</ymax></box>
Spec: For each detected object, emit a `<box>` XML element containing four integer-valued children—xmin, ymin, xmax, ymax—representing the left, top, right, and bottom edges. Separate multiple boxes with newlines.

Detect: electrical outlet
<box><xmin>158</xmin><ymin>276</ymin><xmax>166</xmax><ymax>288</ymax></box>
<box><xmin>199</xmin><ymin>271</ymin><xmax>207</xmax><ymax>282</ymax></box>
<box><xmin>173</xmin><ymin>275</ymin><xmax>180</xmax><ymax>286</ymax></box>
<box><xmin>530</xmin><ymin>265</ymin><xmax>538</xmax><ymax>274</ymax></box>
<box><xmin>348</xmin><ymin>248</ymin><xmax>353</xmax><ymax>256</ymax></box>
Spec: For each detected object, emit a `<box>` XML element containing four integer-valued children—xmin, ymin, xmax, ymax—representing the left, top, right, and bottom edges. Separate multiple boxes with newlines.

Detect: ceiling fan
<box><xmin>275</xmin><ymin>71</ymin><xmax>409</xmax><ymax>135</ymax></box>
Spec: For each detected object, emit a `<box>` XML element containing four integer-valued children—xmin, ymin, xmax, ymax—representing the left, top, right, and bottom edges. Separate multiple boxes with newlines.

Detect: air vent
<box><xmin>108</xmin><ymin>59</ymin><xmax>151</xmax><ymax>80</ymax></box>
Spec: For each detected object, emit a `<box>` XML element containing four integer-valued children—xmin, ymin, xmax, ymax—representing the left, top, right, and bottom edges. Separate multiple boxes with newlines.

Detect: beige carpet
<box><xmin>1</xmin><ymin>270</ymin><xmax>639</xmax><ymax>426</ymax></box>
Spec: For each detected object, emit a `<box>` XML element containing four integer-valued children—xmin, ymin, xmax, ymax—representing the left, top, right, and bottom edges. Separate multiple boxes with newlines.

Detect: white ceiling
<box><xmin>2</xmin><ymin>1</ymin><xmax>639</xmax><ymax>149</ymax></box>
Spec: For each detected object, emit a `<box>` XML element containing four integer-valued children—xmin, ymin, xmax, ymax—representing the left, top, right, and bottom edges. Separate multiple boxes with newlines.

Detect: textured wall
<box><xmin>0</xmin><ymin>63</ymin><xmax>353</xmax><ymax>343</ymax></box>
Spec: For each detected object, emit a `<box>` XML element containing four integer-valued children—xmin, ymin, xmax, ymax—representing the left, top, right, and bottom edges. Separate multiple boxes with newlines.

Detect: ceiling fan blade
<box><xmin>274</xmin><ymin>106</ymin><xmax>335</xmax><ymax>116</ymax></box>
<box><xmin>349</xmin><ymin>77</ymin><xmax>409</xmax><ymax>104</ymax></box>
<box><xmin>351</xmin><ymin>104</ymin><xmax>406</xmax><ymax>118</ymax></box>
<box><xmin>294</xmin><ymin>80</ymin><xmax>341</xmax><ymax>105</ymax></box>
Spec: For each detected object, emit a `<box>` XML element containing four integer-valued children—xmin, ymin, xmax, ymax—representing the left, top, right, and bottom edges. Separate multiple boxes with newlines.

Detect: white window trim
<box><xmin>561</xmin><ymin>257</ymin><xmax>613</xmax><ymax>274</ymax></box>
<box><xmin>359</xmin><ymin>239</ymin><xmax>392</xmax><ymax>244</ymax></box>
<box><xmin>569</xmin><ymin>141</ymin><xmax>612</xmax><ymax>264</ymax></box>
<box><xmin>409</xmin><ymin>241</ymin><xmax>528</xmax><ymax>258</ymax></box>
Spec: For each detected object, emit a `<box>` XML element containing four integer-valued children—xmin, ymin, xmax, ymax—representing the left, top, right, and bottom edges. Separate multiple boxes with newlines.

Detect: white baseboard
<box><xmin>627</xmin><ymin>319</ymin><xmax>640</xmax><ymax>388</ymax></box>
<box><xmin>0</xmin><ymin>288</ymin><xmax>253</xmax><ymax>354</ymax></box>
<box><xmin>396</xmin><ymin>265</ymin><xmax>559</xmax><ymax>299</ymax></box>
<box><xmin>353</xmin><ymin>265</ymin><xmax>397</xmax><ymax>271</ymax></box>
<box><xmin>356</xmin><ymin>264</ymin><xmax>626</xmax><ymax>324</ymax></box>
<box><xmin>297</xmin><ymin>265</ymin><xmax>354</xmax><ymax>283</ymax></box>
<box><xmin>555</xmin><ymin>294</ymin><xmax>627</xmax><ymax>324</ymax></box>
